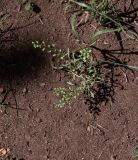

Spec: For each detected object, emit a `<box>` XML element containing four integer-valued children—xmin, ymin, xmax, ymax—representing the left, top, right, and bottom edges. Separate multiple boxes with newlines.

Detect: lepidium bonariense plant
<box><xmin>32</xmin><ymin>41</ymin><xmax>104</xmax><ymax>108</ymax></box>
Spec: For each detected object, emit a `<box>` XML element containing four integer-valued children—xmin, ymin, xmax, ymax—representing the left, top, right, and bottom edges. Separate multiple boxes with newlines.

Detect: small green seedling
<box><xmin>132</xmin><ymin>148</ymin><xmax>138</xmax><ymax>158</ymax></box>
<box><xmin>21</xmin><ymin>0</ymin><xmax>33</xmax><ymax>11</ymax></box>
<box><xmin>32</xmin><ymin>41</ymin><xmax>46</xmax><ymax>51</ymax></box>
<box><xmin>21</xmin><ymin>0</ymin><xmax>41</xmax><ymax>13</ymax></box>
<box><xmin>32</xmin><ymin>41</ymin><xmax>56</xmax><ymax>52</ymax></box>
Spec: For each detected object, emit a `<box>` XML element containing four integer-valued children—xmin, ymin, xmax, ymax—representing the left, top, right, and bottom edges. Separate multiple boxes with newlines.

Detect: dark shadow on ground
<box><xmin>91</xmin><ymin>46</ymin><xmax>138</xmax><ymax>55</ymax></box>
<box><xmin>84</xmin><ymin>0</ymin><xmax>138</xmax><ymax>117</ymax></box>
<box><xmin>0</xmin><ymin>39</ymin><xmax>52</xmax><ymax>115</ymax></box>
<box><xmin>85</xmin><ymin>45</ymin><xmax>136</xmax><ymax>118</ymax></box>
<box><xmin>0</xmin><ymin>43</ymin><xmax>51</xmax><ymax>82</ymax></box>
<box><xmin>92</xmin><ymin>0</ymin><xmax>138</xmax><ymax>51</ymax></box>
<box><xmin>0</xmin><ymin>14</ymin><xmax>49</xmax><ymax>82</ymax></box>
<box><xmin>0</xmin><ymin>17</ymin><xmax>53</xmax><ymax>114</ymax></box>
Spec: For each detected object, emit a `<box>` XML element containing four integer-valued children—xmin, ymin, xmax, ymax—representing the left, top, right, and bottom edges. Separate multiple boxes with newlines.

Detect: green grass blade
<box><xmin>71</xmin><ymin>12</ymin><xmax>80</xmax><ymax>39</ymax></box>
<box><xmin>91</xmin><ymin>27</ymin><xmax>122</xmax><ymax>45</ymax></box>
<box><xmin>132</xmin><ymin>150</ymin><xmax>138</xmax><ymax>158</ymax></box>
<box><xmin>101</xmin><ymin>61</ymin><xmax>138</xmax><ymax>71</ymax></box>
<box><xmin>94</xmin><ymin>27</ymin><xmax>121</xmax><ymax>38</ymax></box>
<box><xmin>69</xmin><ymin>0</ymin><xmax>92</xmax><ymax>10</ymax></box>
<box><xmin>126</xmin><ymin>65</ymin><xmax>138</xmax><ymax>71</ymax></box>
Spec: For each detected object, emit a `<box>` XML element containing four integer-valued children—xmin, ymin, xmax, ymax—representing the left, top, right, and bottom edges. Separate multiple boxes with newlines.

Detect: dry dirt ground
<box><xmin>0</xmin><ymin>0</ymin><xmax>138</xmax><ymax>160</ymax></box>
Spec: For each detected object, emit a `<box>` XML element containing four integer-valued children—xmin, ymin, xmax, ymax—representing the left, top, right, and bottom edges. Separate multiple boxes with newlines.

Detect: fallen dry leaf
<box><xmin>0</xmin><ymin>148</ymin><xmax>10</xmax><ymax>157</ymax></box>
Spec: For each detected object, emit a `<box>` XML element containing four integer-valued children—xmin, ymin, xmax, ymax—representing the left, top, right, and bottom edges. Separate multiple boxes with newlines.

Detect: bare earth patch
<box><xmin>0</xmin><ymin>0</ymin><xmax>138</xmax><ymax>160</ymax></box>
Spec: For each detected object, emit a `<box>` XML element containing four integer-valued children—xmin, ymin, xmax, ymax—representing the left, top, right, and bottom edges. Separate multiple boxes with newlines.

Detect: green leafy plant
<box><xmin>21</xmin><ymin>0</ymin><xmax>41</xmax><ymax>13</ymax></box>
<box><xmin>5</xmin><ymin>155</ymin><xmax>24</xmax><ymax>160</ymax></box>
<box><xmin>32</xmin><ymin>41</ymin><xmax>46</xmax><ymax>51</ymax></box>
<box><xmin>53</xmin><ymin>47</ymin><xmax>99</xmax><ymax>107</ymax></box>
<box><xmin>33</xmin><ymin>40</ymin><xmax>138</xmax><ymax>108</ymax></box>
<box><xmin>68</xmin><ymin>0</ymin><xmax>138</xmax><ymax>42</ymax></box>
<box><xmin>32</xmin><ymin>41</ymin><xmax>102</xmax><ymax>107</ymax></box>
<box><xmin>21</xmin><ymin>0</ymin><xmax>33</xmax><ymax>11</ymax></box>
<box><xmin>32</xmin><ymin>41</ymin><xmax>138</xmax><ymax>107</ymax></box>
<box><xmin>132</xmin><ymin>148</ymin><xmax>138</xmax><ymax>158</ymax></box>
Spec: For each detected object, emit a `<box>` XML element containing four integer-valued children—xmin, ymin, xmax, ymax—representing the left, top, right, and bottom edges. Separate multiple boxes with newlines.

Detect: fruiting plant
<box><xmin>32</xmin><ymin>41</ymin><xmax>105</xmax><ymax>107</ymax></box>
<box><xmin>53</xmin><ymin>47</ymin><xmax>99</xmax><ymax>107</ymax></box>
<box><xmin>32</xmin><ymin>40</ymin><xmax>138</xmax><ymax>107</ymax></box>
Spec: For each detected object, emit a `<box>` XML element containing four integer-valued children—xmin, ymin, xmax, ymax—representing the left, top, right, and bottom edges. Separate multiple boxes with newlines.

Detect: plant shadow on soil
<box><xmin>0</xmin><ymin>0</ymin><xmax>137</xmax><ymax>118</ymax></box>
<box><xmin>85</xmin><ymin>45</ymin><xmax>137</xmax><ymax>118</ymax></box>
<box><xmin>0</xmin><ymin>39</ymin><xmax>136</xmax><ymax>118</ymax></box>
<box><xmin>107</xmin><ymin>1</ymin><xmax>138</xmax><ymax>51</ymax></box>
<box><xmin>84</xmin><ymin>0</ymin><xmax>138</xmax><ymax>117</ymax></box>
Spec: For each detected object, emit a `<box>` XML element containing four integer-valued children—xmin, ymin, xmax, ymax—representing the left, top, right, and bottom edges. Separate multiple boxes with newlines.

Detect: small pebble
<box><xmin>87</xmin><ymin>126</ymin><xmax>91</xmax><ymax>132</ymax></box>
<box><xmin>22</xmin><ymin>88</ymin><xmax>28</xmax><ymax>94</ymax></box>
<box><xmin>39</xmin><ymin>83</ymin><xmax>46</xmax><ymax>87</ymax></box>
<box><xmin>134</xmin><ymin>77</ymin><xmax>138</xmax><ymax>84</ymax></box>
<box><xmin>0</xmin><ymin>88</ymin><xmax>4</xmax><ymax>94</ymax></box>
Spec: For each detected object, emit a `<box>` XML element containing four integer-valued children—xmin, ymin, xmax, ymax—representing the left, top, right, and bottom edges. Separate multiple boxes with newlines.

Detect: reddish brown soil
<box><xmin>0</xmin><ymin>0</ymin><xmax>138</xmax><ymax>160</ymax></box>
